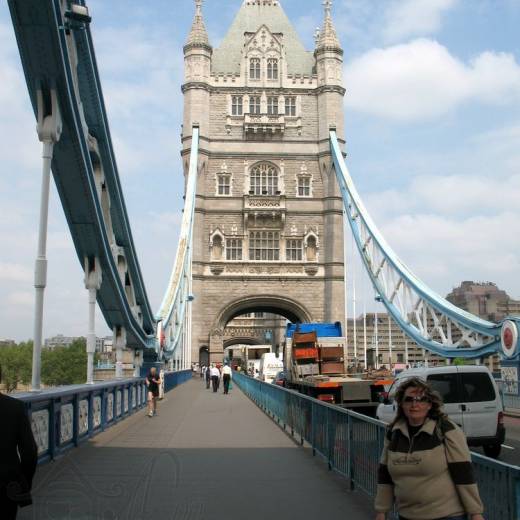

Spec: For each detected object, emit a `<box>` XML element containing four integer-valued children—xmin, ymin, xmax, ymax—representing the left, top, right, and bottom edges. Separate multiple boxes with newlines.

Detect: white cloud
<box><xmin>0</xmin><ymin>263</ymin><xmax>32</xmax><ymax>283</ymax></box>
<box><xmin>344</xmin><ymin>39</ymin><xmax>520</xmax><ymax>121</ymax></box>
<box><xmin>7</xmin><ymin>291</ymin><xmax>33</xmax><ymax>307</ymax></box>
<box><xmin>383</xmin><ymin>0</ymin><xmax>458</xmax><ymax>42</ymax></box>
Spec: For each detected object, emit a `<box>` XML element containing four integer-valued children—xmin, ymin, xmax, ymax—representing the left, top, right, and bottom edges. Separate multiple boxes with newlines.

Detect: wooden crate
<box><xmin>319</xmin><ymin>346</ymin><xmax>344</xmax><ymax>360</ymax></box>
<box><xmin>294</xmin><ymin>347</ymin><xmax>319</xmax><ymax>360</ymax></box>
<box><xmin>320</xmin><ymin>361</ymin><xmax>345</xmax><ymax>375</ymax></box>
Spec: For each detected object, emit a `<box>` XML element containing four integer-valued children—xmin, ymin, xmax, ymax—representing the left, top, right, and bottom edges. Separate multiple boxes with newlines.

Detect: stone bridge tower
<box><xmin>182</xmin><ymin>0</ymin><xmax>346</xmax><ymax>362</ymax></box>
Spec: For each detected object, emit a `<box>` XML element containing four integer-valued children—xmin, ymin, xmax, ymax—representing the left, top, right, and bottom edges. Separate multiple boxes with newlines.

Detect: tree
<box><xmin>41</xmin><ymin>338</ymin><xmax>88</xmax><ymax>386</ymax></box>
<box><xmin>0</xmin><ymin>342</ymin><xmax>32</xmax><ymax>392</ymax></box>
<box><xmin>453</xmin><ymin>357</ymin><xmax>465</xmax><ymax>366</ymax></box>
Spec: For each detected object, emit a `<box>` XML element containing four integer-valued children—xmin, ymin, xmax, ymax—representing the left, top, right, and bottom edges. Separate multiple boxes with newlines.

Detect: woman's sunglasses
<box><xmin>402</xmin><ymin>395</ymin><xmax>430</xmax><ymax>404</ymax></box>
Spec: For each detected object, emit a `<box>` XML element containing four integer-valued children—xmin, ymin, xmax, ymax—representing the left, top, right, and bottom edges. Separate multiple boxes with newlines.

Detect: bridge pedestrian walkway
<box><xmin>20</xmin><ymin>377</ymin><xmax>374</xmax><ymax>520</ymax></box>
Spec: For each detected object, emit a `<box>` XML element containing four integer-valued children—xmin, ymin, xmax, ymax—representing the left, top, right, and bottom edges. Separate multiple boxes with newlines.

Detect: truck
<box><xmin>259</xmin><ymin>352</ymin><xmax>284</xmax><ymax>384</ymax></box>
<box><xmin>284</xmin><ymin>322</ymin><xmax>390</xmax><ymax>414</ymax></box>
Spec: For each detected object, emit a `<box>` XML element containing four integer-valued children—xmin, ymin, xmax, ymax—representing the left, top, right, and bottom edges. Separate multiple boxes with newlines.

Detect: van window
<box><xmin>460</xmin><ymin>372</ymin><xmax>496</xmax><ymax>402</ymax></box>
<box><xmin>427</xmin><ymin>373</ymin><xmax>460</xmax><ymax>404</ymax></box>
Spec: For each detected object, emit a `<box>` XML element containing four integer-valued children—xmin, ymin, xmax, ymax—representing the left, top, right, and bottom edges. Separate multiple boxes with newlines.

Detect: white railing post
<box><xmin>84</xmin><ymin>257</ymin><xmax>102</xmax><ymax>384</ymax></box>
<box><xmin>31</xmin><ymin>89</ymin><xmax>62</xmax><ymax>392</ymax></box>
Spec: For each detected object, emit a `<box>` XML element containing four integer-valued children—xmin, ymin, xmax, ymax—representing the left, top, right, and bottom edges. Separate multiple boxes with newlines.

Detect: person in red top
<box><xmin>146</xmin><ymin>367</ymin><xmax>160</xmax><ymax>417</ymax></box>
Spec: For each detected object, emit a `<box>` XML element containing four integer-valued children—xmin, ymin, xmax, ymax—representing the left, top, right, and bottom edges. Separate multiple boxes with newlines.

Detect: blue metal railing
<box><xmin>163</xmin><ymin>369</ymin><xmax>192</xmax><ymax>392</ymax></box>
<box><xmin>15</xmin><ymin>369</ymin><xmax>192</xmax><ymax>464</ymax></box>
<box><xmin>234</xmin><ymin>372</ymin><xmax>520</xmax><ymax>520</ymax></box>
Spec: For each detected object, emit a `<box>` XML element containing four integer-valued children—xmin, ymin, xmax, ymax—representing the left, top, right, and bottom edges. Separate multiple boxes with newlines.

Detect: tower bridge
<box><xmin>5</xmin><ymin>0</ymin><xmax>520</xmax><ymax>517</ymax></box>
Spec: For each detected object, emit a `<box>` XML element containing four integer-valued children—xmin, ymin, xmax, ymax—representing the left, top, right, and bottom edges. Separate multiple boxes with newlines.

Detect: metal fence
<box><xmin>234</xmin><ymin>372</ymin><xmax>520</xmax><ymax>520</ymax></box>
<box><xmin>497</xmin><ymin>380</ymin><xmax>520</xmax><ymax>411</ymax></box>
<box><xmin>15</xmin><ymin>369</ymin><xmax>191</xmax><ymax>463</ymax></box>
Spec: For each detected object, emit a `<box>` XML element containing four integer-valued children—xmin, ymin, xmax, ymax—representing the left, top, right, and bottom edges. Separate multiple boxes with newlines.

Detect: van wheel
<box><xmin>483</xmin><ymin>443</ymin><xmax>501</xmax><ymax>458</ymax></box>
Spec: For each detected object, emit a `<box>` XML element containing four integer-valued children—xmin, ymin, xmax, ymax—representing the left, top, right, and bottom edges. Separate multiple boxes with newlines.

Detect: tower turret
<box><xmin>314</xmin><ymin>0</ymin><xmax>345</xmax><ymax>140</ymax></box>
<box><xmin>183</xmin><ymin>0</ymin><xmax>212</xmax><ymax>137</ymax></box>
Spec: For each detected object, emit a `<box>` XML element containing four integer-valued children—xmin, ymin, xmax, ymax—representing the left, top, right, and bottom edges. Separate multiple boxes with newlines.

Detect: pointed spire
<box><xmin>185</xmin><ymin>0</ymin><xmax>210</xmax><ymax>48</ymax></box>
<box><xmin>316</xmin><ymin>0</ymin><xmax>341</xmax><ymax>50</ymax></box>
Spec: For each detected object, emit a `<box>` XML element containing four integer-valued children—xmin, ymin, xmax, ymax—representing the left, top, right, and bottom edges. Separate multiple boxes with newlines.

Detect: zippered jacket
<box><xmin>375</xmin><ymin>417</ymin><xmax>484</xmax><ymax>519</ymax></box>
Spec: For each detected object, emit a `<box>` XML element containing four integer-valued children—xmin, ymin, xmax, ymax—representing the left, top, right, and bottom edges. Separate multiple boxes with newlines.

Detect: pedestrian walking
<box><xmin>210</xmin><ymin>364</ymin><xmax>220</xmax><ymax>393</ymax></box>
<box><xmin>221</xmin><ymin>362</ymin><xmax>232</xmax><ymax>394</ymax></box>
<box><xmin>0</xmin><ymin>389</ymin><xmax>38</xmax><ymax>520</ymax></box>
<box><xmin>146</xmin><ymin>367</ymin><xmax>160</xmax><ymax>417</ymax></box>
<box><xmin>205</xmin><ymin>363</ymin><xmax>211</xmax><ymax>389</ymax></box>
<box><xmin>374</xmin><ymin>377</ymin><xmax>485</xmax><ymax>520</ymax></box>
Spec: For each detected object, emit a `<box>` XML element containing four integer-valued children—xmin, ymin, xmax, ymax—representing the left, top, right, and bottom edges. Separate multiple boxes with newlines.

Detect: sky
<box><xmin>0</xmin><ymin>0</ymin><xmax>519</xmax><ymax>341</ymax></box>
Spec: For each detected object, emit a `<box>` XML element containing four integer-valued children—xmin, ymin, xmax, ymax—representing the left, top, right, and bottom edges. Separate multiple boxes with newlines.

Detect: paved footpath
<box><xmin>20</xmin><ymin>378</ymin><xmax>374</xmax><ymax>520</ymax></box>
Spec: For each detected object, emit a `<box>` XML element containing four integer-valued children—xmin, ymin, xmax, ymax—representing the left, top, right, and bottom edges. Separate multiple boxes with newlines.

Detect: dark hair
<box><xmin>389</xmin><ymin>376</ymin><xmax>447</xmax><ymax>429</ymax></box>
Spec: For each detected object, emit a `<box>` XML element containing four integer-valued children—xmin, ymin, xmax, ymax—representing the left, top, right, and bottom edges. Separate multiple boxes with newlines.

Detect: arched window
<box><xmin>306</xmin><ymin>236</ymin><xmax>317</xmax><ymax>262</ymax></box>
<box><xmin>250</xmin><ymin>163</ymin><xmax>278</xmax><ymax>195</ymax></box>
<box><xmin>250</xmin><ymin>58</ymin><xmax>260</xmax><ymax>80</ymax></box>
<box><xmin>212</xmin><ymin>235</ymin><xmax>223</xmax><ymax>260</ymax></box>
<box><xmin>267</xmin><ymin>58</ymin><xmax>278</xmax><ymax>80</ymax></box>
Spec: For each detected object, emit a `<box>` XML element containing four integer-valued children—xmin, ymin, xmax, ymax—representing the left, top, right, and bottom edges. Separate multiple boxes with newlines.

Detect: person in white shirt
<box><xmin>210</xmin><ymin>364</ymin><xmax>220</xmax><ymax>393</ymax></box>
<box><xmin>221</xmin><ymin>363</ymin><xmax>232</xmax><ymax>394</ymax></box>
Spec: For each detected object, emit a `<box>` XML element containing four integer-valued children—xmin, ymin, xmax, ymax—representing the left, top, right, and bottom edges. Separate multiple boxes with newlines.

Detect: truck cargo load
<box><xmin>284</xmin><ymin>322</ymin><xmax>388</xmax><ymax>414</ymax></box>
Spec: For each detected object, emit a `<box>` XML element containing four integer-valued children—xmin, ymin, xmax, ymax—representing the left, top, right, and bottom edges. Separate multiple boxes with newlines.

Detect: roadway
<box><xmin>20</xmin><ymin>378</ymin><xmax>374</xmax><ymax>520</ymax></box>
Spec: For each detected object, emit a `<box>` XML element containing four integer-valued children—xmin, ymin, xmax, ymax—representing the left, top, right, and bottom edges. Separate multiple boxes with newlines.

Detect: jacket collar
<box><xmin>393</xmin><ymin>417</ymin><xmax>437</xmax><ymax>438</ymax></box>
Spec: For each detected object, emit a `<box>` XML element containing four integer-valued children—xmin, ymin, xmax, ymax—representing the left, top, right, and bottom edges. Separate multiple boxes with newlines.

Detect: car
<box><xmin>376</xmin><ymin>365</ymin><xmax>505</xmax><ymax>458</ymax></box>
<box><xmin>272</xmin><ymin>371</ymin><xmax>287</xmax><ymax>387</ymax></box>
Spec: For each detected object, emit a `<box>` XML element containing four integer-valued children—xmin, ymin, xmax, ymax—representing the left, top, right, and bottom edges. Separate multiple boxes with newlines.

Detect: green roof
<box><xmin>212</xmin><ymin>1</ymin><xmax>315</xmax><ymax>75</ymax></box>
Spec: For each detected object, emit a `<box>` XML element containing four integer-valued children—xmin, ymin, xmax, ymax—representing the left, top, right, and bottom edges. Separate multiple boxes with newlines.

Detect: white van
<box><xmin>259</xmin><ymin>353</ymin><xmax>284</xmax><ymax>384</ymax></box>
<box><xmin>376</xmin><ymin>365</ymin><xmax>505</xmax><ymax>458</ymax></box>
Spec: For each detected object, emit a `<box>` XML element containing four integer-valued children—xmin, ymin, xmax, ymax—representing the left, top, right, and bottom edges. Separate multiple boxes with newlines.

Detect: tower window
<box><xmin>249</xmin><ymin>231</ymin><xmax>280</xmax><ymax>261</ymax></box>
<box><xmin>267</xmin><ymin>58</ymin><xmax>278</xmax><ymax>80</ymax></box>
<box><xmin>250</xmin><ymin>58</ymin><xmax>261</xmax><ymax>80</ymax></box>
<box><xmin>285</xmin><ymin>96</ymin><xmax>296</xmax><ymax>116</ymax></box>
<box><xmin>267</xmin><ymin>96</ymin><xmax>278</xmax><ymax>115</ymax></box>
<box><xmin>226</xmin><ymin>238</ymin><xmax>243</xmax><ymax>260</ymax></box>
<box><xmin>217</xmin><ymin>174</ymin><xmax>231</xmax><ymax>195</ymax></box>
<box><xmin>297</xmin><ymin>176</ymin><xmax>311</xmax><ymax>197</ymax></box>
<box><xmin>249</xmin><ymin>96</ymin><xmax>261</xmax><ymax>115</ymax></box>
<box><xmin>231</xmin><ymin>96</ymin><xmax>243</xmax><ymax>116</ymax></box>
<box><xmin>250</xmin><ymin>163</ymin><xmax>278</xmax><ymax>195</ymax></box>
<box><xmin>286</xmin><ymin>239</ymin><xmax>303</xmax><ymax>261</ymax></box>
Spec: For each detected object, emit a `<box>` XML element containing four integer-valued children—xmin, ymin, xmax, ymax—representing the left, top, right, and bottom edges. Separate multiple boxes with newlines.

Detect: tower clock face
<box><xmin>501</xmin><ymin>320</ymin><xmax>519</xmax><ymax>358</ymax></box>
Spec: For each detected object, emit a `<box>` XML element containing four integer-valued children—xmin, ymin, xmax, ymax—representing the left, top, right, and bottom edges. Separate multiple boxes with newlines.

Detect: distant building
<box><xmin>345</xmin><ymin>313</ymin><xmax>445</xmax><ymax>370</ymax></box>
<box><xmin>44</xmin><ymin>334</ymin><xmax>79</xmax><ymax>350</ymax></box>
<box><xmin>446</xmin><ymin>281</ymin><xmax>520</xmax><ymax>372</ymax></box>
<box><xmin>345</xmin><ymin>281</ymin><xmax>520</xmax><ymax>371</ymax></box>
<box><xmin>446</xmin><ymin>281</ymin><xmax>520</xmax><ymax>322</ymax></box>
<box><xmin>0</xmin><ymin>339</ymin><xmax>16</xmax><ymax>348</ymax></box>
<box><xmin>44</xmin><ymin>334</ymin><xmax>105</xmax><ymax>352</ymax></box>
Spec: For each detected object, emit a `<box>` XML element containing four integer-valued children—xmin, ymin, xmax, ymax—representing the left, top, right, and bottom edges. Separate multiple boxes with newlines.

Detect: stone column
<box><xmin>113</xmin><ymin>326</ymin><xmax>126</xmax><ymax>378</ymax></box>
<box><xmin>84</xmin><ymin>257</ymin><xmax>102</xmax><ymax>384</ymax></box>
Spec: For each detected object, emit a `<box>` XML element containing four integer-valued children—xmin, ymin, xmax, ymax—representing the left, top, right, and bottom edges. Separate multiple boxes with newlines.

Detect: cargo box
<box><xmin>320</xmin><ymin>346</ymin><xmax>344</xmax><ymax>360</ymax></box>
<box><xmin>294</xmin><ymin>347</ymin><xmax>319</xmax><ymax>360</ymax></box>
<box><xmin>321</xmin><ymin>361</ymin><xmax>345</xmax><ymax>375</ymax></box>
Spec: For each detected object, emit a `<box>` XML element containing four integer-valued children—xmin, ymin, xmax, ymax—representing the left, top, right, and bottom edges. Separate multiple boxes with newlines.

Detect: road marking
<box><xmin>501</xmin><ymin>444</ymin><xmax>515</xmax><ymax>450</ymax></box>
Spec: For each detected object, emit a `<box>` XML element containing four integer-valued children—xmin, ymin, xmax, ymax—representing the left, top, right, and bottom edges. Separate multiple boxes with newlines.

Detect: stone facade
<box><xmin>182</xmin><ymin>1</ymin><xmax>346</xmax><ymax>362</ymax></box>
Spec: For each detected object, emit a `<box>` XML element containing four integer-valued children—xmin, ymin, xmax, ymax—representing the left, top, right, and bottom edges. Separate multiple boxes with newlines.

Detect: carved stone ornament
<box><xmin>78</xmin><ymin>399</ymin><xmax>89</xmax><ymax>435</ymax></box>
<box><xmin>60</xmin><ymin>403</ymin><xmax>74</xmax><ymax>445</ymax></box>
<box><xmin>304</xmin><ymin>263</ymin><xmax>319</xmax><ymax>276</ymax></box>
<box><xmin>210</xmin><ymin>263</ymin><xmax>225</xmax><ymax>275</ymax></box>
<box><xmin>31</xmin><ymin>410</ymin><xmax>49</xmax><ymax>455</ymax></box>
<box><xmin>116</xmin><ymin>390</ymin><xmax>122</xmax><ymax>417</ymax></box>
<box><xmin>131</xmin><ymin>386</ymin><xmax>136</xmax><ymax>408</ymax></box>
<box><xmin>107</xmin><ymin>393</ymin><xmax>114</xmax><ymax>422</ymax></box>
<box><xmin>211</xmin><ymin>327</ymin><xmax>223</xmax><ymax>337</ymax></box>
<box><xmin>93</xmin><ymin>396</ymin><xmax>102</xmax><ymax>428</ymax></box>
